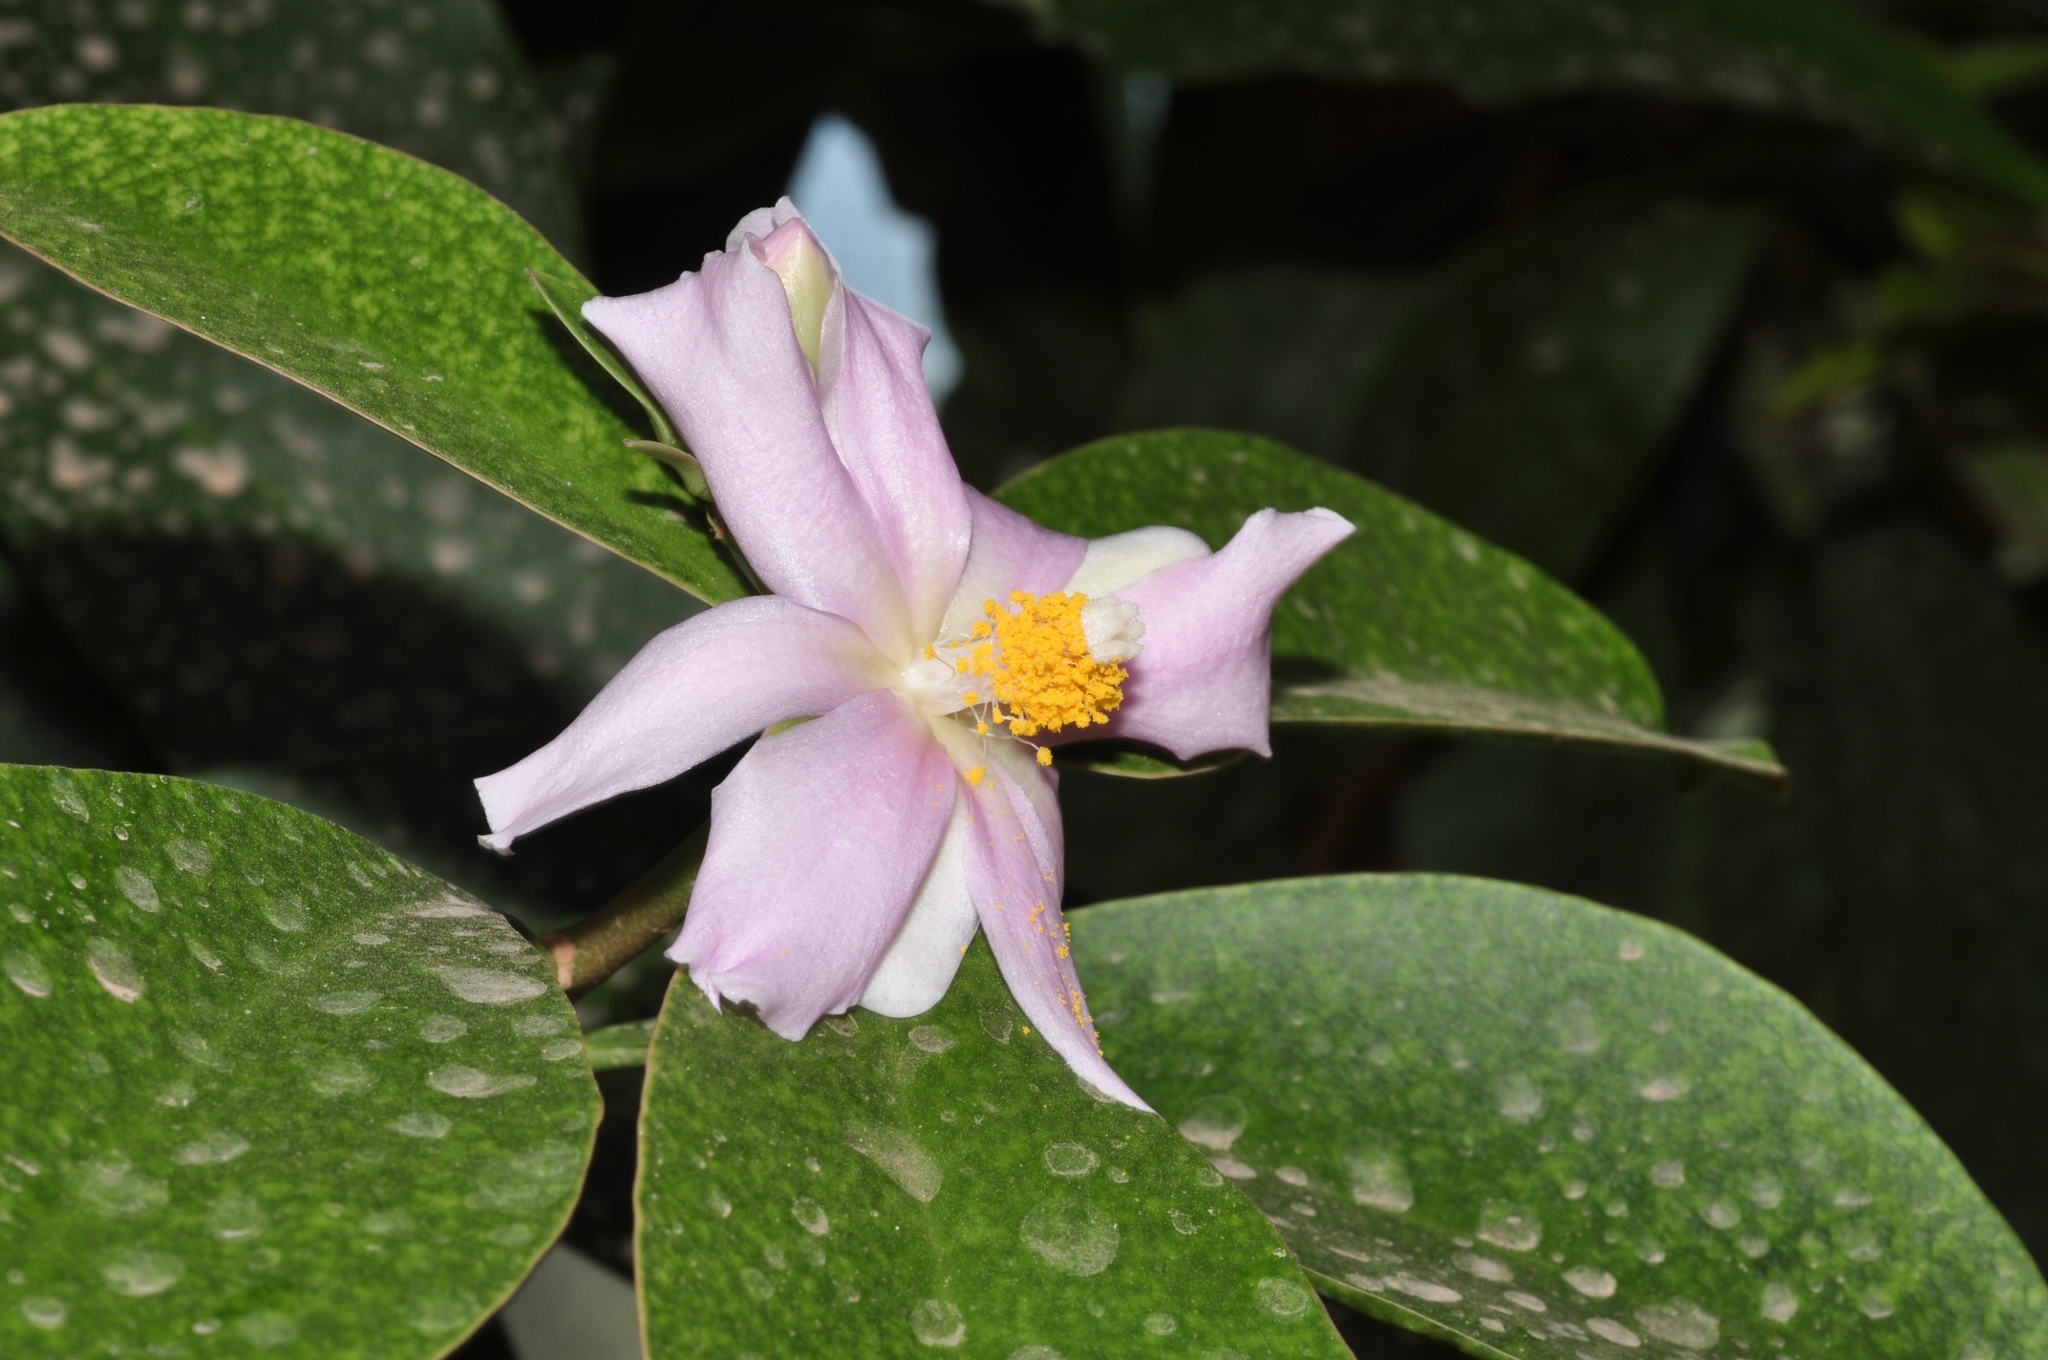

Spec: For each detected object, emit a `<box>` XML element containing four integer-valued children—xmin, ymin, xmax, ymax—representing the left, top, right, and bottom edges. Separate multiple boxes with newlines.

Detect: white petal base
<box><xmin>858</xmin><ymin>795</ymin><xmax>978</xmax><ymax>1017</ymax></box>
<box><xmin>1064</xmin><ymin>525</ymin><xmax>1210</xmax><ymax>598</ymax></box>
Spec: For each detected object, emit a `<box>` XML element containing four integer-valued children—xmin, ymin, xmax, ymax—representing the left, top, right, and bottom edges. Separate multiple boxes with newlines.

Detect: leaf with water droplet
<box><xmin>637</xmin><ymin>945</ymin><xmax>1351</xmax><ymax>1359</ymax></box>
<box><xmin>1072</xmin><ymin>874</ymin><xmax>2048</xmax><ymax>1358</ymax></box>
<box><xmin>0</xmin><ymin>766</ymin><xmax>597</xmax><ymax>1358</ymax></box>
<box><xmin>997</xmin><ymin>432</ymin><xmax>1782</xmax><ymax>788</ymax></box>
<box><xmin>0</xmin><ymin>103</ymin><xmax>745</xmax><ymax>605</ymax></box>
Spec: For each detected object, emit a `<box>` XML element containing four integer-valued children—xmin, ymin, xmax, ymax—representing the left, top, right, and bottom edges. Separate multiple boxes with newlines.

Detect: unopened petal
<box><xmin>475</xmin><ymin>597</ymin><xmax>889</xmax><ymax>851</ymax></box>
<box><xmin>1063</xmin><ymin>525</ymin><xmax>1210</xmax><ymax>598</ymax></box>
<box><xmin>966</xmin><ymin>759</ymin><xmax>1148</xmax><ymax>1111</ymax></box>
<box><xmin>819</xmin><ymin>286</ymin><xmax>971</xmax><ymax>644</ymax></box>
<box><xmin>858</xmin><ymin>794</ymin><xmax>977</xmax><ymax>1017</ymax></box>
<box><xmin>582</xmin><ymin>228</ymin><xmax>912</xmax><ymax>656</ymax></box>
<box><xmin>1106</xmin><ymin>507</ymin><xmax>1355</xmax><ymax>759</ymax></box>
<box><xmin>672</xmin><ymin>690</ymin><xmax>957</xmax><ymax>1039</ymax></box>
<box><xmin>939</xmin><ymin>490</ymin><xmax>1087</xmax><ymax>640</ymax></box>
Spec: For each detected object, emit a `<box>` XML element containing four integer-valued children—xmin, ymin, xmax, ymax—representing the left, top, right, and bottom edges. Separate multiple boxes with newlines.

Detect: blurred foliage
<box><xmin>10</xmin><ymin>0</ymin><xmax>2048</xmax><ymax>1351</ymax></box>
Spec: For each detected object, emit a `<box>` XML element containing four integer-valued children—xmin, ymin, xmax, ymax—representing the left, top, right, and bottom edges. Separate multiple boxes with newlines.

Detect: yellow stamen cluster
<box><xmin>958</xmin><ymin>591</ymin><xmax>1126</xmax><ymax>741</ymax></box>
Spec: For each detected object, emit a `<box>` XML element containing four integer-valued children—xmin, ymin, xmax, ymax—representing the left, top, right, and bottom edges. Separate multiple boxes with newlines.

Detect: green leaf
<box><xmin>1056</xmin><ymin>744</ymin><xmax>1248</xmax><ymax>780</ymax></box>
<box><xmin>0</xmin><ymin>6</ymin><xmax>707</xmax><ymax>916</ymax></box>
<box><xmin>583</xmin><ymin>1019</ymin><xmax>657</xmax><ymax>1072</ymax></box>
<box><xmin>0</xmin><ymin>0</ymin><xmax>581</xmax><ymax>253</ymax></box>
<box><xmin>1957</xmin><ymin>442</ymin><xmax>2048</xmax><ymax>581</ymax></box>
<box><xmin>1013</xmin><ymin>0</ymin><xmax>2048</xmax><ymax>207</ymax></box>
<box><xmin>1939</xmin><ymin>38</ymin><xmax>2048</xmax><ymax>99</ymax></box>
<box><xmin>0</xmin><ymin>764</ymin><xmax>601</xmax><ymax>1355</ymax></box>
<box><xmin>0</xmin><ymin>103</ymin><xmax>748</xmax><ymax>603</ymax></box>
<box><xmin>996</xmin><ymin>431</ymin><xmax>1784</xmax><ymax>787</ymax></box>
<box><xmin>635</xmin><ymin>943</ymin><xmax>1354</xmax><ymax>1359</ymax></box>
<box><xmin>526</xmin><ymin>265</ymin><xmax>680</xmax><ymax>450</ymax></box>
<box><xmin>1350</xmin><ymin>195</ymin><xmax>1766</xmax><ymax>580</ymax></box>
<box><xmin>1071</xmin><ymin>873</ymin><xmax>2048</xmax><ymax>1357</ymax></box>
<box><xmin>0</xmin><ymin>241</ymin><xmax>696</xmax><ymax>740</ymax></box>
<box><xmin>1397</xmin><ymin>521</ymin><xmax>2048</xmax><ymax>1253</ymax></box>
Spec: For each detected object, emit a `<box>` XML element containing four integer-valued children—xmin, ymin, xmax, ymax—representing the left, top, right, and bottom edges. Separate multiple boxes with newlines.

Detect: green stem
<box><xmin>541</xmin><ymin>824</ymin><xmax>707</xmax><ymax>998</ymax></box>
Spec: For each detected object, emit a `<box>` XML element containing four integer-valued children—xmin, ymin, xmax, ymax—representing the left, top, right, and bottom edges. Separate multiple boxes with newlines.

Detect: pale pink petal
<box><xmin>938</xmin><ymin>490</ymin><xmax>1088</xmax><ymax>640</ymax></box>
<box><xmin>582</xmin><ymin>238</ymin><xmax>913</xmax><ymax>657</ymax></box>
<box><xmin>858</xmin><ymin>795</ymin><xmax>978</xmax><ymax>1018</ymax></box>
<box><xmin>966</xmin><ymin>758</ymin><xmax>1148</xmax><ymax>1111</ymax></box>
<box><xmin>819</xmin><ymin>285</ymin><xmax>971</xmax><ymax>643</ymax></box>
<box><xmin>672</xmin><ymin>690</ymin><xmax>957</xmax><ymax>1038</ymax></box>
<box><xmin>1105</xmin><ymin>508</ymin><xmax>1355</xmax><ymax>760</ymax></box>
<box><xmin>474</xmin><ymin>598</ymin><xmax>889</xmax><ymax>851</ymax></box>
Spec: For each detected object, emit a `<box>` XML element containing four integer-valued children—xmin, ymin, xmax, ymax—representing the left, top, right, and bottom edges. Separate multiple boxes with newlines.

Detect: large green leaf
<box><xmin>0</xmin><ymin>0</ymin><xmax>579</xmax><ymax>251</ymax></box>
<box><xmin>1350</xmin><ymin>195</ymin><xmax>1766</xmax><ymax>580</ymax></box>
<box><xmin>996</xmin><ymin>431</ymin><xmax>1783</xmax><ymax>786</ymax></box>
<box><xmin>1071</xmin><ymin>874</ymin><xmax>2048</xmax><ymax>1358</ymax></box>
<box><xmin>1394</xmin><ymin>520</ymin><xmax>2048</xmax><ymax>1255</ymax></box>
<box><xmin>0</xmin><ymin>102</ymin><xmax>747</xmax><ymax>603</ymax></box>
<box><xmin>636</xmin><ymin>943</ymin><xmax>1354</xmax><ymax>1359</ymax></box>
<box><xmin>0</xmin><ymin>764</ymin><xmax>600</xmax><ymax>1355</ymax></box>
<box><xmin>0</xmin><ymin>10</ymin><xmax>708</xmax><ymax>920</ymax></box>
<box><xmin>0</xmin><ymin>242</ymin><xmax>695</xmax><ymax>741</ymax></box>
<box><xmin>1012</xmin><ymin>0</ymin><xmax>2048</xmax><ymax>207</ymax></box>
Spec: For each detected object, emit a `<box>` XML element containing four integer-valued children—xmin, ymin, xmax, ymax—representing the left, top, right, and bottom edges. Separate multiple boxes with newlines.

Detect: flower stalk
<box><xmin>540</xmin><ymin>823</ymin><xmax>707</xmax><ymax>998</ymax></box>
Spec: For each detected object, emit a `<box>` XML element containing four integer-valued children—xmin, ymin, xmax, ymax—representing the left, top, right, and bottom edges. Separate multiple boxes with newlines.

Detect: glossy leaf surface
<box><xmin>1015</xmin><ymin>0</ymin><xmax>2048</xmax><ymax>206</ymax></box>
<box><xmin>1072</xmin><ymin>874</ymin><xmax>2048</xmax><ymax>1358</ymax></box>
<box><xmin>0</xmin><ymin>103</ymin><xmax>747</xmax><ymax>603</ymax></box>
<box><xmin>0</xmin><ymin>9</ymin><xmax>707</xmax><ymax>918</ymax></box>
<box><xmin>0</xmin><ymin>765</ymin><xmax>600</xmax><ymax>1356</ymax></box>
<box><xmin>0</xmin><ymin>0</ymin><xmax>579</xmax><ymax>251</ymax></box>
<box><xmin>997</xmin><ymin>431</ymin><xmax>1783</xmax><ymax>786</ymax></box>
<box><xmin>636</xmin><ymin>943</ymin><xmax>1352</xmax><ymax>1359</ymax></box>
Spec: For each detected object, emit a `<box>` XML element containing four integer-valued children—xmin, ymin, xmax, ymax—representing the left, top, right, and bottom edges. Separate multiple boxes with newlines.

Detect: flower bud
<box><xmin>758</xmin><ymin>218</ymin><xmax>834</xmax><ymax>370</ymax></box>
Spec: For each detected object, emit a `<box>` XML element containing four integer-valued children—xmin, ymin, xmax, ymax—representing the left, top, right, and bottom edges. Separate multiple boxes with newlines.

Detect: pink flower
<box><xmin>474</xmin><ymin>200</ymin><xmax>1352</xmax><ymax>1107</ymax></box>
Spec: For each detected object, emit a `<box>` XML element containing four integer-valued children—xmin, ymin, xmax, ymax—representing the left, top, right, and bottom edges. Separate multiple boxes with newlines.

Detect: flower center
<box><xmin>898</xmin><ymin>591</ymin><xmax>1139</xmax><ymax>776</ymax></box>
<box><xmin>959</xmin><ymin>592</ymin><xmax>1128</xmax><ymax>740</ymax></box>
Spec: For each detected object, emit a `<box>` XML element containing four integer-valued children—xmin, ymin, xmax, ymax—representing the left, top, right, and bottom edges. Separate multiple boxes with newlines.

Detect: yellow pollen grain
<box><xmin>965</xmin><ymin>765</ymin><xmax>986</xmax><ymax>787</ymax></box>
<box><xmin>959</xmin><ymin>591</ymin><xmax>1126</xmax><ymax>739</ymax></box>
<box><xmin>1036</xmin><ymin>747</ymin><xmax>1053</xmax><ymax>766</ymax></box>
<box><xmin>923</xmin><ymin>642</ymin><xmax>936</xmax><ymax>660</ymax></box>
<box><xmin>976</xmin><ymin>721</ymin><xmax>990</xmax><ymax>736</ymax></box>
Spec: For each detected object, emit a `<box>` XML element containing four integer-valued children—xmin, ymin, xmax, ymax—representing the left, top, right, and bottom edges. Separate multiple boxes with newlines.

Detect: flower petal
<box><xmin>672</xmin><ymin>689</ymin><xmax>956</xmax><ymax>1039</ymax></box>
<box><xmin>474</xmin><ymin>597</ymin><xmax>888</xmax><ymax>851</ymax></box>
<box><xmin>1105</xmin><ymin>507</ymin><xmax>1356</xmax><ymax>759</ymax></box>
<box><xmin>820</xmin><ymin>285</ymin><xmax>971</xmax><ymax>643</ymax></box>
<box><xmin>582</xmin><ymin>229</ymin><xmax>912</xmax><ymax>657</ymax></box>
<box><xmin>938</xmin><ymin>490</ymin><xmax>1087</xmax><ymax>640</ymax></box>
<box><xmin>1064</xmin><ymin>525</ymin><xmax>1210</xmax><ymax>598</ymax></box>
<box><xmin>858</xmin><ymin>793</ymin><xmax>978</xmax><ymax>1018</ymax></box>
<box><xmin>966</xmin><ymin>756</ymin><xmax>1149</xmax><ymax>1110</ymax></box>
